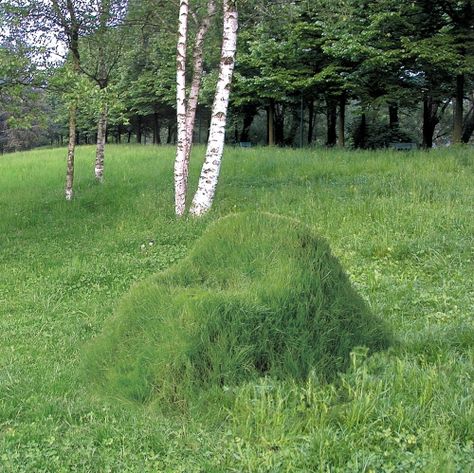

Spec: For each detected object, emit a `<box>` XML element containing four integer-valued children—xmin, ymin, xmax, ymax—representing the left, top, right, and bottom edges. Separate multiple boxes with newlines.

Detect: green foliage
<box><xmin>84</xmin><ymin>212</ymin><xmax>391</xmax><ymax>404</ymax></box>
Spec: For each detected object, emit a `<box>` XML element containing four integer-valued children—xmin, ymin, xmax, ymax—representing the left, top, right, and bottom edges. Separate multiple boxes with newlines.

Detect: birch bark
<box><xmin>182</xmin><ymin>0</ymin><xmax>216</xmax><ymax>183</ymax></box>
<box><xmin>65</xmin><ymin>102</ymin><xmax>76</xmax><ymax>200</ymax></box>
<box><xmin>95</xmin><ymin>104</ymin><xmax>108</xmax><ymax>182</ymax></box>
<box><xmin>174</xmin><ymin>0</ymin><xmax>216</xmax><ymax>216</ymax></box>
<box><xmin>189</xmin><ymin>0</ymin><xmax>238</xmax><ymax>216</ymax></box>
<box><xmin>173</xmin><ymin>0</ymin><xmax>190</xmax><ymax>216</ymax></box>
<box><xmin>64</xmin><ymin>44</ymin><xmax>80</xmax><ymax>200</ymax></box>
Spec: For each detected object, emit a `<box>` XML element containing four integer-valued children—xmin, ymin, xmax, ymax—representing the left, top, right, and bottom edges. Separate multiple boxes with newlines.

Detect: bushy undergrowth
<box><xmin>84</xmin><ymin>212</ymin><xmax>391</xmax><ymax>404</ymax></box>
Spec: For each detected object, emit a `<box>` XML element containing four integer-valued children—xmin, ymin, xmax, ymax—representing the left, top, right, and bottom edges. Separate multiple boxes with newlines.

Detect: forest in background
<box><xmin>1</xmin><ymin>0</ymin><xmax>473</xmax><ymax>154</ymax></box>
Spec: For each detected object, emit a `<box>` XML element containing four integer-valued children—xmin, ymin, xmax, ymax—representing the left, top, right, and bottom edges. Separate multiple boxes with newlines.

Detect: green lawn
<box><xmin>0</xmin><ymin>145</ymin><xmax>473</xmax><ymax>472</ymax></box>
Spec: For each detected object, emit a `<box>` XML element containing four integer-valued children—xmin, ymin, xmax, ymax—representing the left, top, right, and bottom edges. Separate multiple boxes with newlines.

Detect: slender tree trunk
<box><xmin>174</xmin><ymin>0</ymin><xmax>190</xmax><ymax>216</ymax></box>
<box><xmin>127</xmin><ymin>129</ymin><xmax>131</xmax><ymax>143</ymax></box>
<box><xmin>189</xmin><ymin>0</ymin><xmax>238</xmax><ymax>216</ymax></box>
<box><xmin>286</xmin><ymin>107</ymin><xmax>300</xmax><ymax>146</ymax></box>
<box><xmin>267</xmin><ymin>101</ymin><xmax>275</xmax><ymax>145</ymax></box>
<box><xmin>422</xmin><ymin>95</ymin><xmax>439</xmax><ymax>149</ymax></box>
<box><xmin>326</xmin><ymin>97</ymin><xmax>337</xmax><ymax>147</ymax></box>
<box><xmin>65</xmin><ymin>103</ymin><xmax>76</xmax><ymax>200</ymax></box>
<box><xmin>388</xmin><ymin>103</ymin><xmax>399</xmax><ymax>129</ymax></box>
<box><xmin>239</xmin><ymin>103</ymin><xmax>257</xmax><ymax>142</ymax></box>
<box><xmin>453</xmin><ymin>74</ymin><xmax>464</xmax><ymax>144</ymax></box>
<box><xmin>174</xmin><ymin>0</ymin><xmax>216</xmax><ymax>216</ymax></box>
<box><xmin>182</xmin><ymin>0</ymin><xmax>216</xmax><ymax>174</ymax></box>
<box><xmin>307</xmin><ymin>99</ymin><xmax>315</xmax><ymax>144</ymax></box>
<box><xmin>153</xmin><ymin>112</ymin><xmax>161</xmax><ymax>144</ymax></box>
<box><xmin>274</xmin><ymin>104</ymin><xmax>285</xmax><ymax>146</ymax></box>
<box><xmin>95</xmin><ymin>104</ymin><xmax>108</xmax><ymax>182</ymax></box>
<box><xmin>137</xmin><ymin>116</ymin><xmax>142</xmax><ymax>144</ymax></box>
<box><xmin>51</xmin><ymin>0</ymin><xmax>81</xmax><ymax>200</ymax></box>
<box><xmin>65</xmin><ymin>50</ymin><xmax>80</xmax><ymax>200</ymax></box>
<box><xmin>337</xmin><ymin>93</ymin><xmax>346</xmax><ymax>148</ymax></box>
<box><xmin>462</xmin><ymin>103</ymin><xmax>474</xmax><ymax>143</ymax></box>
<box><xmin>354</xmin><ymin>113</ymin><xmax>368</xmax><ymax>149</ymax></box>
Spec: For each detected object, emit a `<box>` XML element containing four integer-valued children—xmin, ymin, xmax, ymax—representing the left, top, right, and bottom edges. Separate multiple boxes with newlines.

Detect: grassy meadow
<box><xmin>0</xmin><ymin>144</ymin><xmax>473</xmax><ymax>472</ymax></box>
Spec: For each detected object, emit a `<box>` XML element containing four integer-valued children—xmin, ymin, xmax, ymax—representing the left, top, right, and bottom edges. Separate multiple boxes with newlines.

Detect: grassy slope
<box><xmin>0</xmin><ymin>145</ymin><xmax>473</xmax><ymax>472</ymax></box>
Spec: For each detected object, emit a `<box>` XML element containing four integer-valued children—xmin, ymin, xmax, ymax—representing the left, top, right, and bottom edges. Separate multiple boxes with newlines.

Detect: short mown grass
<box><xmin>0</xmin><ymin>145</ymin><xmax>473</xmax><ymax>472</ymax></box>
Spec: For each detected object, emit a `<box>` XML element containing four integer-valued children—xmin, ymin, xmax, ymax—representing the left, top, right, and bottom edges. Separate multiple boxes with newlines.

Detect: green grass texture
<box><xmin>84</xmin><ymin>212</ymin><xmax>391</xmax><ymax>405</ymax></box>
<box><xmin>0</xmin><ymin>144</ymin><xmax>473</xmax><ymax>472</ymax></box>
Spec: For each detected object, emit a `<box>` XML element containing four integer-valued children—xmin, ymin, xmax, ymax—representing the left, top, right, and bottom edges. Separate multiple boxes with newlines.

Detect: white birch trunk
<box><xmin>95</xmin><ymin>104</ymin><xmax>108</xmax><ymax>182</ymax></box>
<box><xmin>182</xmin><ymin>0</ymin><xmax>216</xmax><ymax>183</ymax></box>
<box><xmin>65</xmin><ymin>103</ymin><xmax>76</xmax><ymax>201</ymax></box>
<box><xmin>189</xmin><ymin>0</ymin><xmax>238</xmax><ymax>216</ymax></box>
<box><xmin>174</xmin><ymin>0</ymin><xmax>190</xmax><ymax>216</ymax></box>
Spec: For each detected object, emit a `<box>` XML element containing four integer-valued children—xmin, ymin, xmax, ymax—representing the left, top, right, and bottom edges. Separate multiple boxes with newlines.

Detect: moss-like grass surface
<box><xmin>85</xmin><ymin>212</ymin><xmax>391</xmax><ymax>405</ymax></box>
<box><xmin>0</xmin><ymin>145</ymin><xmax>473</xmax><ymax>471</ymax></box>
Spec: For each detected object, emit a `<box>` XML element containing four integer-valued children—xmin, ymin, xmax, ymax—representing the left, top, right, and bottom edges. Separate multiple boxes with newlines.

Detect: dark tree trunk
<box><xmin>462</xmin><ymin>104</ymin><xmax>474</xmax><ymax>143</ymax></box>
<box><xmin>153</xmin><ymin>112</ymin><xmax>161</xmax><ymax>144</ymax></box>
<box><xmin>136</xmin><ymin>116</ymin><xmax>142</xmax><ymax>144</ymax></box>
<box><xmin>337</xmin><ymin>93</ymin><xmax>346</xmax><ymax>148</ymax></box>
<box><xmin>422</xmin><ymin>96</ymin><xmax>439</xmax><ymax>149</ymax></box>
<box><xmin>453</xmin><ymin>74</ymin><xmax>464</xmax><ymax>144</ymax></box>
<box><xmin>354</xmin><ymin>113</ymin><xmax>368</xmax><ymax>149</ymax></box>
<box><xmin>167</xmin><ymin>121</ymin><xmax>176</xmax><ymax>144</ymax></box>
<box><xmin>127</xmin><ymin>130</ymin><xmax>132</xmax><ymax>143</ymax></box>
<box><xmin>240</xmin><ymin>103</ymin><xmax>258</xmax><ymax>142</ymax></box>
<box><xmin>274</xmin><ymin>103</ymin><xmax>285</xmax><ymax>146</ymax></box>
<box><xmin>389</xmin><ymin>103</ymin><xmax>399</xmax><ymax>129</ymax></box>
<box><xmin>307</xmin><ymin>99</ymin><xmax>316</xmax><ymax>144</ymax></box>
<box><xmin>286</xmin><ymin>107</ymin><xmax>300</xmax><ymax>146</ymax></box>
<box><xmin>267</xmin><ymin>101</ymin><xmax>275</xmax><ymax>145</ymax></box>
<box><xmin>116</xmin><ymin>125</ymin><xmax>122</xmax><ymax>144</ymax></box>
<box><xmin>326</xmin><ymin>97</ymin><xmax>337</xmax><ymax>147</ymax></box>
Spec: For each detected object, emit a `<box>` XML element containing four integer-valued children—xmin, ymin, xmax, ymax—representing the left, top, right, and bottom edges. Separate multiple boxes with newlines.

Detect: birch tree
<box><xmin>3</xmin><ymin>0</ymin><xmax>127</xmax><ymax>195</ymax></box>
<box><xmin>174</xmin><ymin>0</ymin><xmax>190</xmax><ymax>215</ymax></box>
<box><xmin>189</xmin><ymin>0</ymin><xmax>238</xmax><ymax>216</ymax></box>
<box><xmin>82</xmin><ymin>1</ymin><xmax>128</xmax><ymax>182</ymax></box>
<box><xmin>174</xmin><ymin>0</ymin><xmax>216</xmax><ymax>216</ymax></box>
<box><xmin>49</xmin><ymin>0</ymin><xmax>82</xmax><ymax>200</ymax></box>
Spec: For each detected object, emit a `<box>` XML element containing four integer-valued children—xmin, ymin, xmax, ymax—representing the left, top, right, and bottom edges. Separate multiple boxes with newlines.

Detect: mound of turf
<box><xmin>84</xmin><ymin>212</ymin><xmax>391</xmax><ymax>404</ymax></box>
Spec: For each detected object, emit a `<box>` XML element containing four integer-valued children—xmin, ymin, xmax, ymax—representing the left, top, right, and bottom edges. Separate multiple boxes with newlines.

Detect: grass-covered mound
<box><xmin>85</xmin><ymin>212</ymin><xmax>391</xmax><ymax>403</ymax></box>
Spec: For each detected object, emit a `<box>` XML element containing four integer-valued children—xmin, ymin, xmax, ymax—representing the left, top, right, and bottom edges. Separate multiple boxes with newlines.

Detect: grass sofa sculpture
<box><xmin>85</xmin><ymin>212</ymin><xmax>391</xmax><ymax>403</ymax></box>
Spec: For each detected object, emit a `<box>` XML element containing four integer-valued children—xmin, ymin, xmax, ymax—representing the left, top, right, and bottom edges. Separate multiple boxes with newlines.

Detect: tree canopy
<box><xmin>1</xmin><ymin>0</ymin><xmax>473</xmax><ymax>152</ymax></box>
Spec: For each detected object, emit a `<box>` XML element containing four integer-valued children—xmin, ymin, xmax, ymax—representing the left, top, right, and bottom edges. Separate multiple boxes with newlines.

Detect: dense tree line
<box><xmin>1</xmin><ymin>0</ymin><xmax>473</xmax><ymax>155</ymax></box>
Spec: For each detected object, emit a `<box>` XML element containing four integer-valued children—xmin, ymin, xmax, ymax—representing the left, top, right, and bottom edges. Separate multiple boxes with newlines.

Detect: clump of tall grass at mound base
<box><xmin>84</xmin><ymin>212</ymin><xmax>392</xmax><ymax>404</ymax></box>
